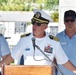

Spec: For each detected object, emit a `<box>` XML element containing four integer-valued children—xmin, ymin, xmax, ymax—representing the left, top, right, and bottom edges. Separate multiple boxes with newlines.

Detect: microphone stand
<box><xmin>35</xmin><ymin>44</ymin><xmax>65</xmax><ymax>75</ymax></box>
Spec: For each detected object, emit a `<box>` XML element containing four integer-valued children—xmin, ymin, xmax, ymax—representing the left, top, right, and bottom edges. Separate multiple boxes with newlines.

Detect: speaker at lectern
<box><xmin>1</xmin><ymin>65</ymin><xmax>54</xmax><ymax>75</ymax></box>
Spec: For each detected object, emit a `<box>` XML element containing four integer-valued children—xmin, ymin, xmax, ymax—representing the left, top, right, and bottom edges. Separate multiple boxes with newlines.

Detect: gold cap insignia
<box><xmin>34</xmin><ymin>12</ymin><xmax>41</xmax><ymax>18</ymax></box>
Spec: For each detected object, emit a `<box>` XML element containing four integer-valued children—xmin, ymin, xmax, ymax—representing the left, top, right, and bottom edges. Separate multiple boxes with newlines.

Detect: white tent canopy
<box><xmin>0</xmin><ymin>11</ymin><xmax>34</xmax><ymax>22</ymax></box>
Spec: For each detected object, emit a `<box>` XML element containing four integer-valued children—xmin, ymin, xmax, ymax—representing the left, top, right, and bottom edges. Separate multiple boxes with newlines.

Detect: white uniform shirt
<box><xmin>11</xmin><ymin>33</ymin><xmax>68</xmax><ymax>65</ymax></box>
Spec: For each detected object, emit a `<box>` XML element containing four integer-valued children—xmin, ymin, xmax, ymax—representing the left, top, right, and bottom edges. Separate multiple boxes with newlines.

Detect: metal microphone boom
<box><xmin>35</xmin><ymin>44</ymin><xmax>65</xmax><ymax>75</ymax></box>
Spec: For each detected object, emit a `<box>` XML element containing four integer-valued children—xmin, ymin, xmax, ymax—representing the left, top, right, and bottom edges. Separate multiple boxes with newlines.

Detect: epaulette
<box><xmin>49</xmin><ymin>35</ymin><xmax>59</xmax><ymax>42</ymax></box>
<box><xmin>0</xmin><ymin>34</ymin><xmax>2</xmax><ymax>36</ymax></box>
<box><xmin>21</xmin><ymin>33</ymin><xmax>31</xmax><ymax>38</ymax></box>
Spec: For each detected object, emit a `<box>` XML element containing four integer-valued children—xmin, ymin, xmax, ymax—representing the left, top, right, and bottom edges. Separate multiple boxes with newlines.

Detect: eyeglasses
<box><xmin>31</xmin><ymin>21</ymin><xmax>43</xmax><ymax>26</ymax></box>
<box><xmin>64</xmin><ymin>18</ymin><xmax>75</xmax><ymax>22</ymax></box>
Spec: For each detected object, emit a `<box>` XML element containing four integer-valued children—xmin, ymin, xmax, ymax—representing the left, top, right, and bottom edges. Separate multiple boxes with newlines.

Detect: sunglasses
<box><xmin>64</xmin><ymin>18</ymin><xmax>75</xmax><ymax>22</ymax></box>
<box><xmin>31</xmin><ymin>21</ymin><xmax>43</xmax><ymax>26</ymax></box>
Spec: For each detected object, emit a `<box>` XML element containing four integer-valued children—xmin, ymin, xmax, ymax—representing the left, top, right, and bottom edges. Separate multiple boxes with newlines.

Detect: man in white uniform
<box><xmin>13</xmin><ymin>32</ymin><xmax>68</xmax><ymax>65</ymax></box>
<box><xmin>0</xmin><ymin>9</ymin><xmax>76</xmax><ymax>74</ymax></box>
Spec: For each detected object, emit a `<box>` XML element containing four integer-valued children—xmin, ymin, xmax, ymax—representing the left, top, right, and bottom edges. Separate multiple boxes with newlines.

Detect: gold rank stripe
<box><xmin>33</xmin><ymin>17</ymin><xmax>49</xmax><ymax>23</ymax></box>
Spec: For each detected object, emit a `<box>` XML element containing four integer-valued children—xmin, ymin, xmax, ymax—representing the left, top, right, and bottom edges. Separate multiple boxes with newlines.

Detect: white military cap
<box><xmin>31</xmin><ymin>9</ymin><xmax>53</xmax><ymax>24</ymax></box>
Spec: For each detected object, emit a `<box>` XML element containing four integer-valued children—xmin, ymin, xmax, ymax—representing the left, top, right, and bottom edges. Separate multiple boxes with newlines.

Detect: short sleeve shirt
<box><xmin>56</xmin><ymin>30</ymin><xmax>76</xmax><ymax>75</ymax></box>
<box><xmin>0</xmin><ymin>35</ymin><xmax>10</xmax><ymax>60</ymax></box>
<box><xmin>11</xmin><ymin>33</ymin><xmax>68</xmax><ymax>65</ymax></box>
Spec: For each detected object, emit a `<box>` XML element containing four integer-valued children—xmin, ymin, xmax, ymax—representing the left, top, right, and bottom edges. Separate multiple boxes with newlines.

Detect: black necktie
<box><xmin>20</xmin><ymin>55</ymin><xmax>24</xmax><ymax>65</ymax></box>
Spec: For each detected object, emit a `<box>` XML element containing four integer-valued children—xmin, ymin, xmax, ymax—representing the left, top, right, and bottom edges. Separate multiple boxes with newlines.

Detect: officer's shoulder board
<box><xmin>0</xmin><ymin>33</ymin><xmax>2</xmax><ymax>36</ymax></box>
<box><xmin>49</xmin><ymin>35</ymin><xmax>59</xmax><ymax>42</ymax></box>
<box><xmin>21</xmin><ymin>33</ymin><xmax>31</xmax><ymax>38</ymax></box>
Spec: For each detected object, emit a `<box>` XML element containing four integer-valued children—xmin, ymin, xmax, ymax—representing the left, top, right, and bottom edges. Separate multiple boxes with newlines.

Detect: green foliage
<box><xmin>51</xmin><ymin>11</ymin><xmax>59</xmax><ymax>22</ymax></box>
<box><xmin>44</xmin><ymin>0</ymin><xmax>59</xmax><ymax>10</ymax></box>
<box><xmin>0</xmin><ymin>0</ymin><xmax>59</xmax><ymax>11</ymax></box>
<box><xmin>0</xmin><ymin>0</ymin><xmax>59</xmax><ymax>21</ymax></box>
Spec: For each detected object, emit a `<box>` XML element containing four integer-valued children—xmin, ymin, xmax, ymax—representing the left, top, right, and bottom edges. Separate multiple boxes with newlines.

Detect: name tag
<box><xmin>61</xmin><ymin>42</ymin><xmax>68</xmax><ymax>45</ymax></box>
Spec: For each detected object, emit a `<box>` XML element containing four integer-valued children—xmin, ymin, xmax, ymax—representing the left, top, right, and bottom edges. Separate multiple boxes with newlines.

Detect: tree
<box><xmin>51</xmin><ymin>11</ymin><xmax>59</xmax><ymax>22</ymax></box>
<box><xmin>0</xmin><ymin>0</ymin><xmax>59</xmax><ymax>11</ymax></box>
<box><xmin>44</xmin><ymin>0</ymin><xmax>59</xmax><ymax>10</ymax></box>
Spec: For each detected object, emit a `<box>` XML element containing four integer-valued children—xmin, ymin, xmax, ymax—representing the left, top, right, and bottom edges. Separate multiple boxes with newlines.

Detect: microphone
<box><xmin>31</xmin><ymin>37</ymin><xmax>36</xmax><ymax>50</ymax></box>
<box><xmin>31</xmin><ymin>37</ymin><xmax>65</xmax><ymax>75</ymax></box>
<box><xmin>35</xmin><ymin>44</ymin><xmax>65</xmax><ymax>75</ymax></box>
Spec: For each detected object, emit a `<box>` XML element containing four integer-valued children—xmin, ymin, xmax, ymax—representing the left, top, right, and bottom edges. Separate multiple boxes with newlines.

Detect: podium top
<box><xmin>2</xmin><ymin>65</ymin><xmax>53</xmax><ymax>75</ymax></box>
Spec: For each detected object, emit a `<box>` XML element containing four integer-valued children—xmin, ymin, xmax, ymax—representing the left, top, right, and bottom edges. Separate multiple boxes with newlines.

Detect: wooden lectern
<box><xmin>1</xmin><ymin>65</ymin><xmax>53</xmax><ymax>75</ymax></box>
